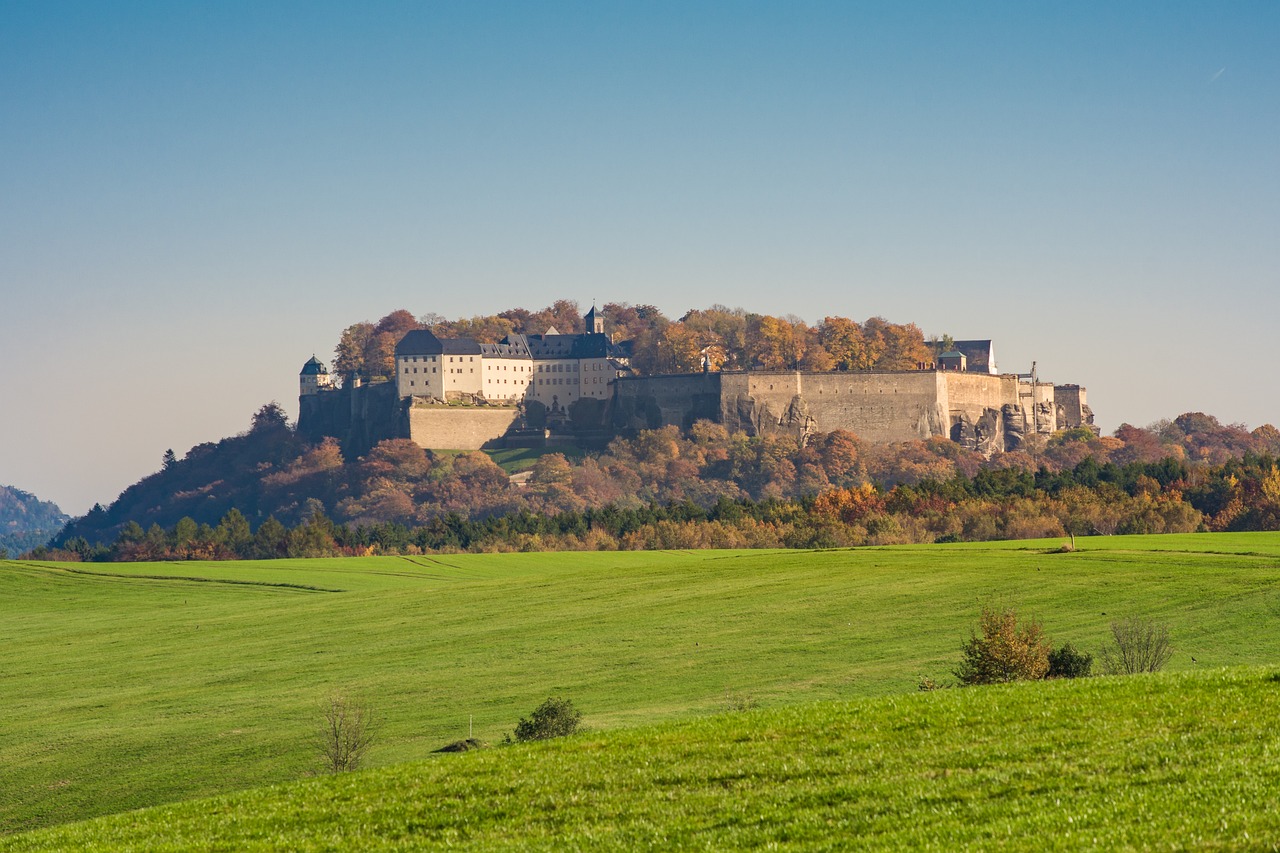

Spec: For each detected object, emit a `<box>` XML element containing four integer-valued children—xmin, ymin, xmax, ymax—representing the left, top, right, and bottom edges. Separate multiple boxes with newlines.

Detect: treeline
<box><xmin>38</xmin><ymin>416</ymin><xmax>1280</xmax><ymax>561</ymax></box>
<box><xmin>331</xmin><ymin>301</ymin><xmax>941</xmax><ymax>380</ymax></box>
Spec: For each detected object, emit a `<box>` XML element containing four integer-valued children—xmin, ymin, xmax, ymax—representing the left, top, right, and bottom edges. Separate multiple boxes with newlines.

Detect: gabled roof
<box><xmin>395</xmin><ymin>329</ymin><xmax>482</xmax><ymax>357</ymax></box>
<box><xmin>526</xmin><ymin>332</ymin><xmax>614</xmax><ymax>360</ymax></box>
<box><xmin>951</xmin><ymin>340</ymin><xmax>996</xmax><ymax>373</ymax></box>
<box><xmin>480</xmin><ymin>336</ymin><xmax>532</xmax><ymax>358</ymax></box>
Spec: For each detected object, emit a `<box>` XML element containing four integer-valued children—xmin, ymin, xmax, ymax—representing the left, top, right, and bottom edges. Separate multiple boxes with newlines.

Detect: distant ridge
<box><xmin>0</xmin><ymin>484</ymin><xmax>70</xmax><ymax>556</ymax></box>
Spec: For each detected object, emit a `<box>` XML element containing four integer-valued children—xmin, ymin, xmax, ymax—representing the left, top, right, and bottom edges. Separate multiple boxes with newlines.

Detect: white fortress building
<box><xmin>391</xmin><ymin>306</ymin><xmax>631</xmax><ymax>409</ymax></box>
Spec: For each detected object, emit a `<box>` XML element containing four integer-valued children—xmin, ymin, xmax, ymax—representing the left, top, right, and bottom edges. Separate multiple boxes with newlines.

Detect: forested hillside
<box><xmin>36</xmin><ymin>301</ymin><xmax>1280</xmax><ymax>558</ymax></box>
<box><xmin>44</xmin><ymin>403</ymin><xmax>1280</xmax><ymax>560</ymax></box>
<box><xmin>0</xmin><ymin>485</ymin><xmax>69</xmax><ymax>556</ymax></box>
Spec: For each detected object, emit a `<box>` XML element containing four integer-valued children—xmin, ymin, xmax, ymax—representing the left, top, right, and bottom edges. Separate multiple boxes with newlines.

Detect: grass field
<box><xmin>3</xmin><ymin>532</ymin><xmax>1280</xmax><ymax>839</ymax></box>
<box><xmin>483</xmin><ymin>445</ymin><xmax>586</xmax><ymax>473</ymax></box>
<box><xmin>6</xmin><ymin>667</ymin><xmax>1280</xmax><ymax>850</ymax></box>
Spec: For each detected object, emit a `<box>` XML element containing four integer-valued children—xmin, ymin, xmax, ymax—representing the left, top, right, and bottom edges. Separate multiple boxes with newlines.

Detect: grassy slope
<box><xmin>2</xmin><ymin>532</ymin><xmax>1280</xmax><ymax>836</ymax></box>
<box><xmin>6</xmin><ymin>667</ymin><xmax>1280</xmax><ymax>851</ymax></box>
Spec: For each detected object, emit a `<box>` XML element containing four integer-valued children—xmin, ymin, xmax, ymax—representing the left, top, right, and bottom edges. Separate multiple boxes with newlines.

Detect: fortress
<box><xmin>297</xmin><ymin>308</ymin><xmax>1094</xmax><ymax>458</ymax></box>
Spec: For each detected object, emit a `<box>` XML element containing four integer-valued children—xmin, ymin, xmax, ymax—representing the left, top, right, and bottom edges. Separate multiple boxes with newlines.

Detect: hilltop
<box><xmin>0</xmin><ymin>485</ymin><xmax>68</xmax><ymax>556</ymax></box>
<box><xmin>43</xmin><ymin>404</ymin><xmax>1280</xmax><ymax>558</ymax></box>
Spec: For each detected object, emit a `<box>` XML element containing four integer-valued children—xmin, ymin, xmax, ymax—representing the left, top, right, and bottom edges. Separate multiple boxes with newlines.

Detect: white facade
<box><xmin>481</xmin><ymin>355</ymin><xmax>535</xmax><ymax>402</ymax></box>
<box><xmin>394</xmin><ymin>318</ymin><xmax>630</xmax><ymax>406</ymax></box>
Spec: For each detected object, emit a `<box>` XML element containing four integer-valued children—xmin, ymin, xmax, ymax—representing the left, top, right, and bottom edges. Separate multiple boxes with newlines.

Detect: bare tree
<box><xmin>315</xmin><ymin>691</ymin><xmax>376</xmax><ymax>773</ymax></box>
<box><xmin>1100</xmin><ymin>617</ymin><xmax>1173</xmax><ymax>675</ymax></box>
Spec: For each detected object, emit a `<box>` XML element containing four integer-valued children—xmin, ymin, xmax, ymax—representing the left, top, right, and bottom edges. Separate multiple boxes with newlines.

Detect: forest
<box><xmin>330</xmin><ymin>300</ymin><xmax>944</xmax><ymax>380</ymax></box>
<box><xmin>41</xmin><ymin>402</ymin><xmax>1280</xmax><ymax>562</ymax></box>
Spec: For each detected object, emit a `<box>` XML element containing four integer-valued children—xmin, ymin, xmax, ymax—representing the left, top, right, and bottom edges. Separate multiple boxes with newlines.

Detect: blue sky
<box><xmin>2</xmin><ymin>1</ymin><xmax>1278</xmax><ymax>515</ymax></box>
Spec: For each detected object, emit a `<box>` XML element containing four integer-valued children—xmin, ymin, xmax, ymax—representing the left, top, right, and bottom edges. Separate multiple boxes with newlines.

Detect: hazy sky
<box><xmin>3</xmin><ymin>2</ymin><xmax>1278</xmax><ymax>516</ymax></box>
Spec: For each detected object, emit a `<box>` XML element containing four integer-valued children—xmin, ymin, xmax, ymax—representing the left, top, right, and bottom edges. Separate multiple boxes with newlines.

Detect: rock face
<box><xmin>1002</xmin><ymin>404</ymin><xmax>1027</xmax><ymax>452</ymax></box>
<box><xmin>949</xmin><ymin>408</ymin><xmax>1005</xmax><ymax>454</ymax></box>
<box><xmin>297</xmin><ymin>381</ymin><xmax>406</xmax><ymax>457</ymax></box>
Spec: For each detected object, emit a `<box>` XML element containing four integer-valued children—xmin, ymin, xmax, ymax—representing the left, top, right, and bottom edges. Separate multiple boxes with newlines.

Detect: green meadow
<box><xmin>3</xmin><ymin>532</ymin><xmax>1280</xmax><ymax>843</ymax></box>
<box><xmin>7</xmin><ymin>668</ymin><xmax>1280</xmax><ymax>851</ymax></box>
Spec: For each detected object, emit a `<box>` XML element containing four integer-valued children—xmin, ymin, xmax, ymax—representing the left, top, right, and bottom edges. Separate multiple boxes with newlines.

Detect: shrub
<box><xmin>513</xmin><ymin>696</ymin><xmax>583</xmax><ymax>742</ymax></box>
<box><xmin>315</xmin><ymin>691</ymin><xmax>376</xmax><ymax>774</ymax></box>
<box><xmin>954</xmin><ymin>606</ymin><xmax>1051</xmax><ymax>685</ymax></box>
<box><xmin>1100</xmin><ymin>617</ymin><xmax>1173</xmax><ymax>674</ymax></box>
<box><xmin>1047</xmin><ymin>642</ymin><xmax>1093</xmax><ymax>678</ymax></box>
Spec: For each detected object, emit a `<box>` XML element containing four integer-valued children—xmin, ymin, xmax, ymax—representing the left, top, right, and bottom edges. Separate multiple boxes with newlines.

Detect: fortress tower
<box><xmin>299</xmin><ymin>355</ymin><xmax>334</xmax><ymax>396</ymax></box>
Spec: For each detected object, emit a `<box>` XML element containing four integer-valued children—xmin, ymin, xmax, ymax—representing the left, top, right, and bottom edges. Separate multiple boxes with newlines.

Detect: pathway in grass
<box><xmin>2</xmin><ymin>531</ymin><xmax>1279</xmax><ymax>833</ymax></box>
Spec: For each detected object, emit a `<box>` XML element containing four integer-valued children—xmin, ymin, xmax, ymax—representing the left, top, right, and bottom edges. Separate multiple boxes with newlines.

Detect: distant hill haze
<box><xmin>0</xmin><ymin>485</ymin><xmax>70</xmax><ymax>555</ymax></box>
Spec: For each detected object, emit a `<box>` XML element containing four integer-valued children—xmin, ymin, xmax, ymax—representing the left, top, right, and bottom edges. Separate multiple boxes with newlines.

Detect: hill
<box><xmin>0</xmin><ymin>485</ymin><xmax>69</xmax><ymax>556</ymax></box>
<box><xmin>3</xmin><ymin>532</ymin><xmax>1280</xmax><ymax>836</ymax></box>
<box><xmin>5</xmin><ymin>667</ymin><xmax>1278</xmax><ymax>850</ymax></box>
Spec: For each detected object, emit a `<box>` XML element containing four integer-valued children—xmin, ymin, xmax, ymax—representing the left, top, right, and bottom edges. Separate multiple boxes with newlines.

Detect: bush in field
<box><xmin>955</xmin><ymin>606</ymin><xmax>1051</xmax><ymax>685</ymax></box>
<box><xmin>513</xmin><ymin>697</ymin><xmax>583</xmax><ymax>742</ymax></box>
<box><xmin>1047</xmin><ymin>642</ymin><xmax>1093</xmax><ymax>678</ymax></box>
<box><xmin>315</xmin><ymin>691</ymin><xmax>376</xmax><ymax>773</ymax></box>
<box><xmin>1100</xmin><ymin>617</ymin><xmax>1173</xmax><ymax>675</ymax></box>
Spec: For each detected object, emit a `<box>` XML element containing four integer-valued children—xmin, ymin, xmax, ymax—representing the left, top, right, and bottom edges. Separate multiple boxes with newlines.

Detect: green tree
<box><xmin>215</xmin><ymin>508</ymin><xmax>252</xmax><ymax>556</ymax></box>
<box><xmin>250</xmin><ymin>402</ymin><xmax>290</xmax><ymax>434</ymax></box>
<box><xmin>513</xmin><ymin>697</ymin><xmax>583</xmax><ymax>742</ymax></box>
<box><xmin>251</xmin><ymin>516</ymin><xmax>288</xmax><ymax>559</ymax></box>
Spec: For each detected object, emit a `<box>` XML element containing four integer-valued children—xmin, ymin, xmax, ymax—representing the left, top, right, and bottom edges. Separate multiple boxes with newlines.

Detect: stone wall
<box><xmin>611</xmin><ymin>369</ymin><xmax>1048</xmax><ymax>454</ymax></box>
<box><xmin>407</xmin><ymin>406</ymin><xmax>522</xmax><ymax>450</ymax></box>
<box><xmin>303</xmin><ymin>367</ymin><xmax>1090</xmax><ymax>458</ymax></box>
<box><xmin>610</xmin><ymin>373</ymin><xmax>724</xmax><ymax>432</ymax></box>
<box><xmin>296</xmin><ymin>380</ymin><xmax>406</xmax><ymax>457</ymax></box>
<box><xmin>719</xmin><ymin>371</ymin><xmax>951</xmax><ymax>443</ymax></box>
<box><xmin>1054</xmin><ymin>384</ymin><xmax>1095</xmax><ymax>431</ymax></box>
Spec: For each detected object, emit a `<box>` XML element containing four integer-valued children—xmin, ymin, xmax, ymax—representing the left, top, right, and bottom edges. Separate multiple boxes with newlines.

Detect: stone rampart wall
<box><xmin>407</xmin><ymin>407</ymin><xmax>522</xmax><ymax>450</ymax></box>
<box><xmin>610</xmin><ymin>373</ymin><xmax>724</xmax><ymax>432</ymax></box>
<box><xmin>719</xmin><ymin>371</ymin><xmax>951</xmax><ymax>443</ymax></box>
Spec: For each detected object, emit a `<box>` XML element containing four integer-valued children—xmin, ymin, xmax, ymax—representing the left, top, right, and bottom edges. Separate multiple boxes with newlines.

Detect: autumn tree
<box><xmin>875</xmin><ymin>321</ymin><xmax>931</xmax><ymax>370</ymax></box>
<box><xmin>334</xmin><ymin>322</ymin><xmax>374</xmax><ymax>377</ymax></box>
<box><xmin>646</xmin><ymin>324</ymin><xmax>704</xmax><ymax>374</ymax></box>
<box><xmin>681</xmin><ymin>306</ymin><xmax>749</xmax><ymax>370</ymax></box>
<box><xmin>360</xmin><ymin>310</ymin><xmax>421</xmax><ymax>380</ymax></box>
<box><xmin>602</xmin><ymin>302</ymin><xmax>669</xmax><ymax>342</ymax></box>
<box><xmin>798</xmin><ymin>325</ymin><xmax>834</xmax><ymax>371</ymax></box>
<box><xmin>817</xmin><ymin>316</ymin><xmax>865</xmax><ymax>370</ymax></box>
<box><xmin>746</xmin><ymin>314</ymin><xmax>806</xmax><ymax>370</ymax></box>
<box><xmin>955</xmin><ymin>606</ymin><xmax>1051</xmax><ymax>685</ymax></box>
<box><xmin>529</xmin><ymin>300</ymin><xmax>582</xmax><ymax>335</ymax></box>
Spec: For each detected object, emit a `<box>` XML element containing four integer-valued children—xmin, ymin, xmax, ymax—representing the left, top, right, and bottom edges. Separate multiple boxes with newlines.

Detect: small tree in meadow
<box><xmin>1047</xmin><ymin>642</ymin><xmax>1093</xmax><ymax>678</ymax></box>
<box><xmin>955</xmin><ymin>606</ymin><xmax>1051</xmax><ymax>685</ymax></box>
<box><xmin>315</xmin><ymin>691</ymin><xmax>376</xmax><ymax>773</ymax></box>
<box><xmin>513</xmin><ymin>697</ymin><xmax>583</xmax><ymax>742</ymax></box>
<box><xmin>1100</xmin><ymin>617</ymin><xmax>1173</xmax><ymax>675</ymax></box>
